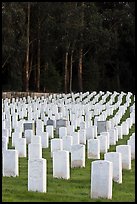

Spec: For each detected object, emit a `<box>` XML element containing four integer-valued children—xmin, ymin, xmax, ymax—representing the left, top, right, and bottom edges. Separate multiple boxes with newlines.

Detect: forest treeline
<box><xmin>2</xmin><ymin>2</ymin><xmax>135</xmax><ymax>93</ymax></box>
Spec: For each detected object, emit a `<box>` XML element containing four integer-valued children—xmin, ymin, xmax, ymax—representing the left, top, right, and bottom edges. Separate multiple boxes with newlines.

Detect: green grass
<box><xmin>2</xmin><ymin>125</ymin><xmax>135</xmax><ymax>202</ymax></box>
<box><xmin>2</xmin><ymin>95</ymin><xmax>135</xmax><ymax>202</ymax></box>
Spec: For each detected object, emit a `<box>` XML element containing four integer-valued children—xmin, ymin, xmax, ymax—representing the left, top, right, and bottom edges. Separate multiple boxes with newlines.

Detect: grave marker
<box><xmin>116</xmin><ymin>145</ymin><xmax>131</xmax><ymax>170</ymax></box>
<box><xmin>53</xmin><ymin>150</ymin><xmax>70</xmax><ymax>179</ymax></box>
<box><xmin>91</xmin><ymin>160</ymin><xmax>112</xmax><ymax>199</ymax></box>
<box><xmin>71</xmin><ymin>144</ymin><xmax>85</xmax><ymax>168</ymax></box>
<box><xmin>104</xmin><ymin>152</ymin><xmax>122</xmax><ymax>183</ymax></box>
<box><xmin>3</xmin><ymin>150</ymin><xmax>18</xmax><ymax>177</ymax></box>
<box><xmin>28</xmin><ymin>159</ymin><xmax>47</xmax><ymax>192</ymax></box>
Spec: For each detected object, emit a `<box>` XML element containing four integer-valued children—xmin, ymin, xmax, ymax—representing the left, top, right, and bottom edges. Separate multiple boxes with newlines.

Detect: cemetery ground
<box><xmin>2</xmin><ymin>131</ymin><xmax>135</xmax><ymax>201</ymax></box>
<box><xmin>2</xmin><ymin>93</ymin><xmax>135</xmax><ymax>202</ymax></box>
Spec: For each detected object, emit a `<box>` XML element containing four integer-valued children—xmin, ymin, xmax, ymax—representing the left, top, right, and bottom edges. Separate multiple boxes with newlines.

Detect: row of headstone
<box><xmin>2</xmin><ymin>101</ymin><xmax>134</xmax><ymax>144</ymax></box>
<box><xmin>1</xmin><ymin>112</ymin><xmax>134</xmax><ymax>160</ymax></box>
<box><xmin>91</xmin><ymin>144</ymin><xmax>132</xmax><ymax>199</ymax></box>
<box><xmin>2</xmin><ymin>91</ymin><xmax>128</xmax><ymax>122</ymax></box>
<box><xmin>2</xmin><ymin>91</ymin><xmax>135</xmax><ymax>197</ymax></box>
<box><xmin>127</xmin><ymin>133</ymin><xmax>135</xmax><ymax>160</ymax></box>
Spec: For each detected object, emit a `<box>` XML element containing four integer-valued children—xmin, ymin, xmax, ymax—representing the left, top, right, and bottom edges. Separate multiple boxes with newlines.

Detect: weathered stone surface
<box><xmin>15</xmin><ymin>138</ymin><xmax>26</xmax><ymax>157</ymax></box>
<box><xmin>28</xmin><ymin>143</ymin><xmax>42</xmax><ymax>160</ymax></box>
<box><xmin>28</xmin><ymin>158</ymin><xmax>47</xmax><ymax>192</ymax></box>
<box><xmin>87</xmin><ymin>139</ymin><xmax>100</xmax><ymax>159</ymax></box>
<box><xmin>116</xmin><ymin>145</ymin><xmax>131</xmax><ymax>170</ymax></box>
<box><xmin>3</xmin><ymin>150</ymin><xmax>19</xmax><ymax>177</ymax></box>
<box><xmin>71</xmin><ymin>144</ymin><xmax>85</xmax><ymax>168</ymax></box>
<box><xmin>53</xmin><ymin>150</ymin><xmax>70</xmax><ymax>179</ymax></box>
<box><xmin>105</xmin><ymin>152</ymin><xmax>122</xmax><ymax>183</ymax></box>
<box><xmin>91</xmin><ymin>160</ymin><xmax>113</xmax><ymax>199</ymax></box>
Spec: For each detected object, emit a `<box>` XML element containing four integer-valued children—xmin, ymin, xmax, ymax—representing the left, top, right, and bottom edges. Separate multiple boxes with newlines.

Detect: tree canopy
<box><xmin>2</xmin><ymin>2</ymin><xmax>135</xmax><ymax>93</ymax></box>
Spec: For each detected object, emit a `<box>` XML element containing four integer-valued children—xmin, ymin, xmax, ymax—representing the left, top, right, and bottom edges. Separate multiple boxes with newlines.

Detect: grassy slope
<box><xmin>2</xmin><ymin>94</ymin><xmax>135</xmax><ymax>202</ymax></box>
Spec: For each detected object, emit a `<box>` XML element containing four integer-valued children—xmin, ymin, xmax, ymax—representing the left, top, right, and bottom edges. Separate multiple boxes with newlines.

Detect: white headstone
<box><xmin>24</xmin><ymin>129</ymin><xmax>34</xmax><ymax>144</ymax></box>
<box><xmin>108</xmin><ymin>129</ymin><xmax>116</xmax><ymax>145</ymax></box>
<box><xmin>67</xmin><ymin>125</ymin><xmax>74</xmax><ymax>136</ymax></box>
<box><xmin>97</xmin><ymin>135</ymin><xmax>108</xmax><ymax>153</ymax></box>
<box><xmin>100</xmin><ymin>132</ymin><xmax>110</xmax><ymax>149</ymax></box>
<box><xmin>117</xmin><ymin>125</ymin><xmax>123</xmax><ymax>139</ymax></box>
<box><xmin>104</xmin><ymin>152</ymin><xmax>122</xmax><ymax>183</ymax></box>
<box><xmin>36</xmin><ymin>120</ymin><xmax>44</xmax><ymax>135</ymax></box>
<box><xmin>5</xmin><ymin>119</ymin><xmax>12</xmax><ymax>137</ymax></box>
<box><xmin>127</xmin><ymin>139</ymin><xmax>135</xmax><ymax>160</ymax></box>
<box><xmin>46</xmin><ymin>125</ymin><xmax>54</xmax><ymax>139</ymax></box>
<box><xmin>86</xmin><ymin>127</ymin><xmax>94</xmax><ymax>140</ymax></box>
<box><xmin>53</xmin><ymin>150</ymin><xmax>70</xmax><ymax>179</ymax></box>
<box><xmin>106</xmin><ymin>120</ymin><xmax>111</xmax><ymax>130</ymax></box>
<box><xmin>87</xmin><ymin>139</ymin><xmax>100</xmax><ymax>159</ymax></box>
<box><xmin>28</xmin><ymin>143</ymin><xmax>42</xmax><ymax>160</ymax></box>
<box><xmin>51</xmin><ymin>138</ymin><xmax>63</xmax><ymax>157</ymax></box>
<box><xmin>91</xmin><ymin>160</ymin><xmax>112</xmax><ymax>199</ymax></box>
<box><xmin>2</xmin><ymin>136</ymin><xmax>8</xmax><ymax>153</ymax></box>
<box><xmin>40</xmin><ymin>132</ymin><xmax>49</xmax><ymax>148</ymax></box>
<box><xmin>80</xmin><ymin>121</ymin><xmax>86</xmax><ymax>129</ymax></box>
<box><xmin>59</xmin><ymin>127</ymin><xmax>67</xmax><ymax>138</ymax></box>
<box><xmin>114</xmin><ymin>127</ymin><xmax>118</xmax><ymax>142</ymax></box>
<box><xmin>31</xmin><ymin>135</ymin><xmax>41</xmax><ymax>144</ymax></box>
<box><xmin>28</xmin><ymin>159</ymin><xmax>47</xmax><ymax>192</ymax></box>
<box><xmin>126</xmin><ymin>118</ymin><xmax>133</xmax><ymax>129</ymax></box>
<box><xmin>15</xmin><ymin>138</ymin><xmax>26</xmax><ymax>157</ymax></box>
<box><xmin>71</xmin><ymin>144</ymin><xmax>85</xmax><ymax>168</ymax></box>
<box><xmin>62</xmin><ymin>136</ymin><xmax>73</xmax><ymax>152</ymax></box>
<box><xmin>72</xmin><ymin>132</ymin><xmax>80</xmax><ymax>145</ymax></box>
<box><xmin>93</xmin><ymin>125</ymin><xmax>97</xmax><ymax>138</ymax></box>
<box><xmin>131</xmin><ymin>133</ymin><xmax>135</xmax><ymax>141</ymax></box>
<box><xmin>78</xmin><ymin>129</ymin><xmax>86</xmax><ymax>144</ymax></box>
<box><xmin>3</xmin><ymin>150</ymin><xmax>18</xmax><ymax>177</ymax></box>
<box><xmin>2</xmin><ymin>128</ymin><xmax>9</xmax><ymax>138</ymax></box>
<box><xmin>71</xmin><ymin>119</ymin><xmax>78</xmax><ymax>130</ymax></box>
<box><xmin>85</xmin><ymin>120</ymin><xmax>92</xmax><ymax>128</ymax></box>
<box><xmin>116</xmin><ymin>145</ymin><xmax>131</xmax><ymax>170</ymax></box>
<box><xmin>12</xmin><ymin>131</ymin><xmax>22</xmax><ymax>147</ymax></box>
<box><xmin>121</xmin><ymin>122</ymin><xmax>129</xmax><ymax>135</ymax></box>
<box><xmin>12</xmin><ymin>113</ymin><xmax>18</xmax><ymax>128</ymax></box>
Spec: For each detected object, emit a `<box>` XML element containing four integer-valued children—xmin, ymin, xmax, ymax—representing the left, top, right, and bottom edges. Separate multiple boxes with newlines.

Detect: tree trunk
<box><xmin>78</xmin><ymin>48</ymin><xmax>83</xmax><ymax>92</ymax></box>
<box><xmin>22</xmin><ymin>63</ymin><xmax>26</xmax><ymax>91</ymax></box>
<box><xmin>36</xmin><ymin>4</ymin><xmax>40</xmax><ymax>92</ymax></box>
<box><xmin>34</xmin><ymin>63</ymin><xmax>37</xmax><ymax>90</ymax></box>
<box><xmin>24</xmin><ymin>2</ymin><xmax>30</xmax><ymax>92</ymax></box>
<box><xmin>37</xmin><ymin>40</ymin><xmax>40</xmax><ymax>92</ymax></box>
<box><xmin>69</xmin><ymin>49</ymin><xmax>73</xmax><ymax>93</ymax></box>
<box><xmin>64</xmin><ymin>51</ymin><xmax>68</xmax><ymax>93</ymax></box>
<box><xmin>29</xmin><ymin>44</ymin><xmax>33</xmax><ymax>80</ymax></box>
<box><xmin>78</xmin><ymin>2</ymin><xmax>84</xmax><ymax>92</ymax></box>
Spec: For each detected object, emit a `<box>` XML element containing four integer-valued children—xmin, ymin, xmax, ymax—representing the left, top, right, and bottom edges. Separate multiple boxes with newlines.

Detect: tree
<box><xmin>40</xmin><ymin>63</ymin><xmax>62</xmax><ymax>93</ymax></box>
<box><xmin>23</xmin><ymin>2</ymin><xmax>30</xmax><ymax>92</ymax></box>
<box><xmin>2</xmin><ymin>2</ymin><xmax>26</xmax><ymax>90</ymax></box>
<box><xmin>2</xmin><ymin>2</ymin><xmax>135</xmax><ymax>93</ymax></box>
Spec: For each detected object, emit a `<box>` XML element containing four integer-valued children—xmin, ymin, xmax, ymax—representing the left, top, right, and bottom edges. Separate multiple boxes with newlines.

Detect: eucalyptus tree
<box><xmin>2</xmin><ymin>2</ymin><xmax>135</xmax><ymax>93</ymax></box>
<box><xmin>95</xmin><ymin>2</ymin><xmax>135</xmax><ymax>92</ymax></box>
<box><xmin>2</xmin><ymin>2</ymin><xmax>26</xmax><ymax>90</ymax></box>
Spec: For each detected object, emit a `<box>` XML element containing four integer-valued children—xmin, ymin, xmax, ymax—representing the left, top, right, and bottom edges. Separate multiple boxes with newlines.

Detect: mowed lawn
<box><xmin>2</xmin><ymin>125</ymin><xmax>135</xmax><ymax>202</ymax></box>
<box><xmin>2</xmin><ymin>95</ymin><xmax>135</xmax><ymax>202</ymax></box>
